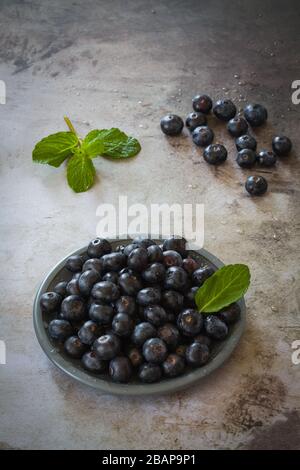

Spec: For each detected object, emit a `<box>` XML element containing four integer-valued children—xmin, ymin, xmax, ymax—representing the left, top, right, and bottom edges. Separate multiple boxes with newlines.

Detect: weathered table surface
<box><xmin>1</xmin><ymin>0</ymin><xmax>299</xmax><ymax>450</ymax></box>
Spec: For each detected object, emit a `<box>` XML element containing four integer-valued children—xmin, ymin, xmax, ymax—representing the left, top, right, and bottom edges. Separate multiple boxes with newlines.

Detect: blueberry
<box><xmin>236</xmin><ymin>149</ymin><xmax>257</xmax><ymax>168</ymax></box>
<box><xmin>123</xmin><ymin>243</ymin><xmax>139</xmax><ymax>257</ymax></box>
<box><xmin>192</xmin><ymin>266</ymin><xmax>214</xmax><ymax>287</ymax></box>
<box><xmin>184</xmin><ymin>286</ymin><xmax>198</xmax><ymax>308</ymax></box>
<box><xmin>177</xmin><ymin>309</ymin><xmax>203</xmax><ymax>337</ymax></box>
<box><xmin>244</xmin><ymin>103</ymin><xmax>267</xmax><ymax>127</ymax></box>
<box><xmin>245</xmin><ymin>175</ymin><xmax>268</xmax><ymax>196</ymax></box>
<box><xmin>235</xmin><ymin>134</ymin><xmax>257</xmax><ymax>152</ymax></box>
<box><xmin>112</xmin><ymin>313</ymin><xmax>134</xmax><ymax>337</ymax></box>
<box><xmin>115</xmin><ymin>244</ymin><xmax>125</xmax><ymax>252</ymax></box>
<box><xmin>204</xmin><ymin>315</ymin><xmax>228</xmax><ymax>340</ymax></box>
<box><xmin>142</xmin><ymin>263</ymin><xmax>166</xmax><ymax>285</ymax></box>
<box><xmin>65</xmin><ymin>255</ymin><xmax>83</xmax><ymax>273</ymax></box>
<box><xmin>186</xmin><ymin>112</ymin><xmax>207</xmax><ymax>132</ymax></box>
<box><xmin>64</xmin><ymin>336</ymin><xmax>88</xmax><ymax>358</ymax></box>
<box><xmin>192</xmin><ymin>94</ymin><xmax>213</xmax><ymax>114</ymax></box>
<box><xmin>61</xmin><ymin>295</ymin><xmax>86</xmax><ymax>322</ymax></box>
<box><xmin>186</xmin><ymin>342</ymin><xmax>210</xmax><ymax>366</ymax></box>
<box><xmin>93</xmin><ymin>333</ymin><xmax>121</xmax><ymax>360</ymax></box>
<box><xmin>132</xmin><ymin>237</ymin><xmax>156</xmax><ymax>249</ymax></box>
<box><xmin>82</xmin><ymin>351</ymin><xmax>106</xmax><ymax>373</ymax></box>
<box><xmin>160</xmin><ymin>114</ymin><xmax>184</xmax><ymax>136</ymax></box>
<box><xmin>165</xmin><ymin>266</ymin><xmax>188</xmax><ymax>292</ymax></box>
<box><xmin>89</xmin><ymin>302</ymin><xmax>114</xmax><ymax>325</ymax></box>
<box><xmin>102</xmin><ymin>271</ymin><xmax>119</xmax><ymax>284</ymax></box>
<box><xmin>127</xmin><ymin>247</ymin><xmax>148</xmax><ymax>272</ymax></box>
<box><xmin>194</xmin><ymin>334</ymin><xmax>212</xmax><ymax>348</ymax></box>
<box><xmin>53</xmin><ymin>281</ymin><xmax>68</xmax><ymax>298</ymax></box>
<box><xmin>137</xmin><ymin>287</ymin><xmax>161</xmax><ymax>306</ymax></box>
<box><xmin>144</xmin><ymin>305</ymin><xmax>168</xmax><ymax>326</ymax></box>
<box><xmin>176</xmin><ymin>344</ymin><xmax>187</xmax><ymax>358</ymax></box>
<box><xmin>119</xmin><ymin>272</ymin><xmax>143</xmax><ymax>296</ymax></box>
<box><xmin>48</xmin><ymin>319</ymin><xmax>73</xmax><ymax>342</ymax></box>
<box><xmin>272</xmin><ymin>135</ymin><xmax>292</xmax><ymax>156</ymax></box>
<box><xmin>204</xmin><ymin>144</ymin><xmax>227</xmax><ymax>165</ymax></box>
<box><xmin>78</xmin><ymin>269</ymin><xmax>101</xmax><ymax>297</ymax></box>
<box><xmin>163</xmin><ymin>354</ymin><xmax>185</xmax><ymax>377</ymax></box>
<box><xmin>218</xmin><ymin>303</ymin><xmax>241</xmax><ymax>325</ymax></box>
<box><xmin>66</xmin><ymin>276</ymin><xmax>81</xmax><ymax>296</ymax></box>
<box><xmin>138</xmin><ymin>363</ymin><xmax>162</xmax><ymax>383</ymax></box>
<box><xmin>115</xmin><ymin>296</ymin><xmax>136</xmax><ymax>316</ymax></box>
<box><xmin>91</xmin><ymin>281</ymin><xmax>120</xmax><ymax>303</ymax></box>
<box><xmin>257</xmin><ymin>150</ymin><xmax>277</xmax><ymax>167</ymax></box>
<box><xmin>182</xmin><ymin>257</ymin><xmax>199</xmax><ymax>276</ymax></box>
<box><xmin>101</xmin><ymin>252</ymin><xmax>126</xmax><ymax>272</ymax></box>
<box><xmin>158</xmin><ymin>323</ymin><xmax>180</xmax><ymax>350</ymax></box>
<box><xmin>109</xmin><ymin>356</ymin><xmax>132</xmax><ymax>383</ymax></box>
<box><xmin>227</xmin><ymin>116</ymin><xmax>248</xmax><ymax>137</ymax></box>
<box><xmin>127</xmin><ymin>347</ymin><xmax>143</xmax><ymax>368</ymax></box>
<box><xmin>87</xmin><ymin>238</ymin><xmax>111</xmax><ymax>258</ymax></box>
<box><xmin>132</xmin><ymin>322</ymin><xmax>157</xmax><ymax>346</ymax></box>
<box><xmin>78</xmin><ymin>320</ymin><xmax>102</xmax><ymax>345</ymax></box>
<box><xmin>40</xmin><ymin>292</ymin><xmax>62</xmax><ymax>313</ymax></box>
<box><xmin>143</xmin><ymin>338</ymin><xmax>168</xmax><ymax>364</ymax></box>
<box><xmin>192</xmin><ymin>126</ymin><xmax>214</xmax><ymax>147</ymax></box>
<box><xmin>82</xmin><ymin>258</ymin><xmax>103</xmax><ymax>273</ymax></box>
<box><xmin>147</xmin><ymin>245</ymin><xmax>164</xmax><ymax>263</ymax></box>
<box><xmin>163</xmin><ymin>236</ymin><xmax>187</xmax><ymax>256</ymax></box>
<box><xmin>163</xmin><ymin>250</ymin><xmax>183</xmax><ymax>268</ymax></box>
<box><xmin>213</xmin><ymin>99</ymin><xmax>236</xmax><ymax>121</ymax></box>
<box><xmin>161</xmin><ymin>290</ymin><xmax>184</xmax><ymax>313</ymax></box>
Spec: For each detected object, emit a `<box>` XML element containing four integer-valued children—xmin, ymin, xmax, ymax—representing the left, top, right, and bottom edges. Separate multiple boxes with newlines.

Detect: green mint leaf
<box><xmin>84</xmin><ymin>128</ymin><xmax>141</xmax><ymax>158</ymax></box>
<box><xmin>82</xmin><ymin>130</ymin><xmax>105</xmax><ymax>158</ymax></box>
<box><xmin>67</xmin><ymin>150</ymin><xmax>96</xmax><ymax>193</ymax></box>
<box><xmin>195</xmin><ymin>264</ymin><xmax>250</xmax><ymax>313</ymax></box>
<box><xmin>32</xmin><ymin>132</ymin><xmax>79</xmax><ymax>167</ymax></box>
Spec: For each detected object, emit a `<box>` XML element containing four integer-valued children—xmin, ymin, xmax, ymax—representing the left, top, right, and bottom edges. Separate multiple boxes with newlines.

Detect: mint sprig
<box><xmin>195</xmin><ymin>264</ymin><xmax>250</xmax><ymax>313</ymax></box>
<box><xmin>32</xmin><ymin>117</ymin><xmax>141</xmax><ymax>192</ymax></box>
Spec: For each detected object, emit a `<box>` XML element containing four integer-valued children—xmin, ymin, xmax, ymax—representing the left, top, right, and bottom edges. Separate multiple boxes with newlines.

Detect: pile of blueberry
<box><xmin>40</xmin><ymin>237</ymin><xmax>240</xmax><ymax>384</ymax></box>
<box><xmin>160</xmin><ymin>95</ymin><xmax>292</xmax><ymax>196</ymax></box>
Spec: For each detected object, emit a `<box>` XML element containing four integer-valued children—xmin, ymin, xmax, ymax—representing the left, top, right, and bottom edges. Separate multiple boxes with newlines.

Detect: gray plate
<box><xmin>33</xmin><ymin>239</ymin><xmax>246</xmax><ymax>396</ymax></box>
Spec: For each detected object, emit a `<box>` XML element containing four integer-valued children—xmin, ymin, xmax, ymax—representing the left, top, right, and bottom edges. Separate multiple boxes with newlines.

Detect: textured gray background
<box><xmin>0</xmin><ymin>0</ymin><xmax>299</xmax><ymax>450</ymax></box>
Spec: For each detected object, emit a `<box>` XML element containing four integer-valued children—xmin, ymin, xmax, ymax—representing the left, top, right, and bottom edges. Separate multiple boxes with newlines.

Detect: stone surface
<box><xmin>0</xmin><ymin>0</ymin><xmax>299</xmax><ymax>450</ymax></box>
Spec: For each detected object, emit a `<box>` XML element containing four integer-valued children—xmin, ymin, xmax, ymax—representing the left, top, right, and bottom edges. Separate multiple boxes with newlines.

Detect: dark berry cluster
<box><xmin>160</xmin><ymin>96</ymin><xmax>292</xmax><ymax>197</ymax></box>
<box><xmin>41</xmin><ymin>237</ymin><xmax>241</xmax><ymax>384</ymax></box>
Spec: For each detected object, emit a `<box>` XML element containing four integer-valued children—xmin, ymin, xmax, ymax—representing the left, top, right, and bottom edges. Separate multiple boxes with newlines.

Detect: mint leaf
<box><xmin>103</xmin><ymin>128</ymin><xmax>141</xmax><ymax>158</ymax></box>
<box><xmin>67</xmin><ymin>150</ymin><xmax>96</xmax><ymax>193</ymax></box>
<box><xmin>32</xmin><ymin>132</ymin><xmax>79</xmax><ymax>167</ymax></box>
<box><xmin>195</xmin><ymin>264</ymin><xmax>250</xmax><ymax>313</ymax></box>
<box><xmin>82</xmin><ymin>130</ymin><xmax>105</xmax><ymax>158</ymax></box>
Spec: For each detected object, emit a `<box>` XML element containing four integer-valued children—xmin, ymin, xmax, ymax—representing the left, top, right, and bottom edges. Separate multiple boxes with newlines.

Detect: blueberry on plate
<box><xmin>160</xmin><ymin>114</ymin><xmax>184</xmax><ymax>136</ymax></box>
<box><xmin>142</xmin><ymin>263</ymin><xmax>166</xmax><ymax>284</ymax></box>
<box><xmin>53</xmin><ymin>281</ymin><xmax>68</xmax><ymax>298</ymax></box>
<box><xmin>158</xmin><ymin>323</ymin><xmax>180</xmax><ymax>350</ymax></box>
<box><xmin>161</xmin><ymin>290</ymin><xmax>184</xmax><ymax>313</ymax></box>
<box><xmin>144</xmin><ymin>305</ymin><xmax>168</xmax><ymax>326</ymax></box>
<box><xmin>192</xmin><ymin>94</ymin><xmax>213</xmax><ymax>114</ymax></box>
<box><xmin>203</xmin><ymin>144</ymin><xmax>227</xmax><ymax>165</ymax></box>
<box><xmin>182</xmin><ymin>257</ymin><xmax>199</xmax><ymax>276</ymax></box>
<box><xmin>127</xmin><ymin>247</ymin><xmax>148</xmax><ymax>272</ymax></box>
<box><xmin>184</xmin><ymin>286</ymin><xmax>198</xmax><ymax>308</ymax></box>
<box><xmin>272</xmin><ymin>135</ymin><xmax>292</xmax><ymax>156</ymax></box>
<box><xmin>109</xmin><ymin>356</ymin><xmax>132</xmax><ymax>383</ymax></box>
<box><xmin>192</xmin><ymin>266</ymin><xmax>214</xmax><ymax>287</ymax></box>
<box><xmin>127</xmin><ymin>347</ymin><xmax>143</xmax><ymax>367</ymax></box>
<box><xmin>64</xmin><ymin>336</ymin><xmax>88</xmax><ymax>359</ymax></box>
<box><xmin>164</xmin><ymin>266</ymin><xmax>188</xmax><ymax>292</ymax></box>
<box><xmin>177</xmin><ymin>309</ymin><xmax>203</xmax><ymax>336</ymax></box>
<box><xmin>89</xmin><ymin>303</ymin><xmax>114</xmax><ymax>325</ymax></box>
<box><xmin>78</xmin><ymin>320</ymin><xmax>103</xmax><ymax>345</ymax></box>
<box><xmin>227</xmin><ymin>116</ymin><xmax>248</xmax><ymax>137</ymax></box>
<box><xmin>235</xmin><ymin>134</ymin><xmax>257</xmax><ymax>152</ymax></box>
<box><xmin>176</xmin><ymin>344</ymin><xmax>187</xmax><ymax>358</ymax></box>
<box><xmin>147</xmin><ymin>244</ymin><xmax>164</xmax><ymax>263</ymax></box>
<box><xmin>163</xmin><ymin>354</ymin><xmax>185</xmax><ymax>377</ymax></box>
<box><xmin>136</xmin><ymin>287</ymin><xmax>161</xmax><ymax>306</ymax></box>
<box><xmin>132</xmin><ymin>236</ymin><xmax>156</xmax><ymax>249</ymax></box>
<box><xmin>115</xmin><ymin>296</ymin><xmax>136</xmax><ymax>316</ymax></box>
<box><xmin>257</xmin><ymin>150</ymin><xmax>277</xmax><ymax>167</ymax></box>
<box><xmin>92</xmin><ymin>333</ymin><xmax>121</xmax><ymax>360</ymax></box>
<box><xmin>194</xmin><ymin>334</ymin><xmax>212</xmax><ymax>348</ymax></box>
<box><xmin>132</xmin><ymin>322</ymin><xmax>157</xmax><ymax>347</ymax></box>
<box><xmin>40</xmin><ymin>292</ymin><xmax>62</xmax><ymax>313</ymax></box>
<box><xmin>204</xmin><ymin>315</ymin><xmax>228</xmax><ymax>340</ymax></box>
<box><xmin>61</xmin><ymin>295</ymin><xmax>86</xmax><ymax>322</ymax></box>
<box><xmin>91</xmin><ymin>281</ymin><xmax>120</xmax><ymax>303</ymax></box>
<box><xmin>87</xmin><ymin>238</ymin><xmax>111</xmax><ymax>258</ymax></box>
<box><xmin>185</xmin><ymin>342</ymin><xmax>210</xmax><ymax>366</ymax></box>
<box><xmin>218</xmin><ymin>303</ymin><xmax>241</xmax><ymax>325</ymax></box>
<box><xmin>163</xmin><ymin>250</ymin><xmax>183</xmax><ymax>268</ymax></box>
<box><xmin>245</xmin><ymin>175</ymin><xmax>268</xmax><ymax>196</ymax></box>
<box><xmin>66</xmin><ymin>276</ymin><xmax>81</xmax><ymax>296</ymax></box>
<box><xmin>112</xmin><ymin>313</ymin><xmax>134</xmax><ymax>337</ymax></box>
<box><xmin>119</xmin><ymin>272</ymin><xmax>143</xmax><ymax>296</ymax></box>
<box><xmin>65</xmin><ymin>255</ymin><xmax>83</xmax><ymax>273</ymax></box>
<box><xmin>48</xmin><ymin>319</ymin><xmax>73</xmax><ymax>342</ymax></box>
<box><xmin>236</xmin><ymin>149</ymin><xmax>257</xmax><ymax>168</ymax></box>
<box><xmin>244</xmin><ymin>103</ymin><xmax>268</xmax><ymax>127</ymax></box>
<box><xmin>185</xmin><ymin>112</ymin><xmax>207</xmax><ymax>132</ymax></box>
<box><xmin>138</xmin><ymin>363</ymin><xmax>162</xmax><ymax>383</ymax></box>
<box><xmin>123</xmin><ymin>243</ymin><xmax>139</xmax><ymax>257</ymax></box>
<box><xmin>213</xmin><ymin>99</ymin><xmax>236</xmax><ymax>121</ymax></box>
<box><xmin>82</xmin><ymin>258</ymin><xmax>103</xmax><ymax>273</ymax></box>
<box><xmin>143</xmin><ymin>338</ymin><xmax>168</xmax><ymax>364</ymax></box>
<box><xmin>82</xmin><ymin>351</ymin><xmax>106</xmax><ymax>373</ymax></box>
<box><xmin>162</xmin><ymin>236</ymin><xmax>187</xmax><ymax>256</ymax></box>
<box><xmin>192</xmin><ymin>126</ymin><xmax>214</xmax><ymax>147</ymax></box>
<box><xmin>78</xmin><ymin>269</ymin><xmax>101</xmax><ymax>297</ymax></box>
<box><xmin>102</xmin><ymin>271</ymin><xmax>119</xmax><ymax>284</ymax></box>
<box><xmin>101</xmin><ymin>252</ymin><xmax>126</xmax><ymax>272</ymax></box>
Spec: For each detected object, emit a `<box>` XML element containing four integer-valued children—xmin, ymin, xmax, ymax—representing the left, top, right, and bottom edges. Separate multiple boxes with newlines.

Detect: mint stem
<box><xmin>64</xmin><ymin>116</ymin><xmax>82</xmax><ymax>145</ymax></box>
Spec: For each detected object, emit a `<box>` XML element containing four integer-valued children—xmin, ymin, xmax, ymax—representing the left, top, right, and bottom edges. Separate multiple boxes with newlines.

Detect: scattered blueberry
<box><xmin>272</xmin><ymin>135</ymin><xmax>292</xmax><ymax>156</ymax></box>
<box><xmin>257</xmin><ymin>150</ymin><xmax>277</xmax><ymax>167</ymax></box>
<box><xmin>235</xmin><ymin>134</ymin><xmax>257</xmax><ymax>152</ymax></box>
<box><xmin>245</xmin><ymin>175</ymin><xmax>268</xmax><ymax>196</ymax></box>
<box><xmin>192</xmin><ymin>126</ymin><xmax>214</xmax><ymax>147</ymax></box>
<box><xmin>203</xmin><ymin>144</ymin><xmax>227</xmax><ymax>165</ymax></box>
<box><xmin>213</xmin><ymin>99</ymin><xmax>236</xmax><ymax>121</ymax></box>
<box><xmin>160</xmin><ymin>114</ymin><xmax>184</xmax><ymax>136</ymax></box>
<box><xmin>227</xmin><ymin>116</ymin><xmax>248</xmax><ymax>137</ymax></box>
<box><xmin>236</xmin><ymin>149</ymin><xmax>257</xmax><ymax>168</ymax></box>
<box><xmin>192</xmin><ymin>94</ymin><xmax>213</xmax><ymax>114</ymax></box>
<box><xmin>244</xmin><ymin>103</ymin><xmax>268</xmax><ymax>127</ymax></box>
<box><xmin>186</xmin><ymin>112</ymin><xmax>207</xmax><ymax>132</ymax></box>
